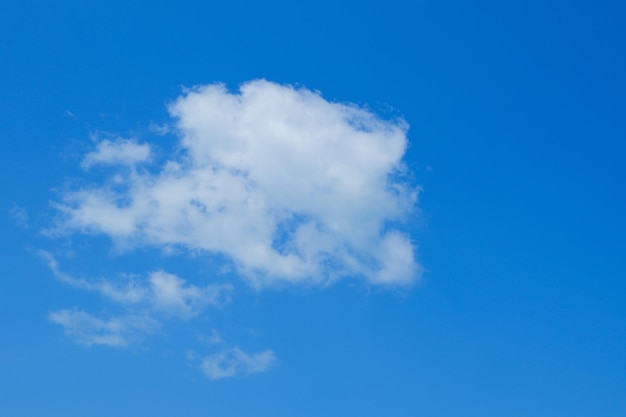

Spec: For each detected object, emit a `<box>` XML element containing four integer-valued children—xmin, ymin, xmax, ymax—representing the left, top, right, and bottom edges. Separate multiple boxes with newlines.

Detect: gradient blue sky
<box><xmin>1</xmin><ymin>1</ymin><xmax>625</xmax><ymax>416</ymax></box>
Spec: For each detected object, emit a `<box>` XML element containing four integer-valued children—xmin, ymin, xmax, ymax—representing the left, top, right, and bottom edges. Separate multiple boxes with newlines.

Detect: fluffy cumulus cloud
<box><xmin>43</xmin><ymin>80</ymin><xmax>421</xmax><ymax>379</ymax></box>
<box><xmin>53</xmin><ymin>79</ymin><xmax>421</xmax><ymax>287</ymax></box>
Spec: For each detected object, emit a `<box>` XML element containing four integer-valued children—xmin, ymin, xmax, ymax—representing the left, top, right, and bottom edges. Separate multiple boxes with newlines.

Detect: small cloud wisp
<box><xmin>41</xmin><ymin>251</ymin><xmax>231</xmax><ymax>348</ymax></box>
<box><xmin>201</xmin><ymin>347</ymin><xmax>276</xmax><ymax>380</ymax></box>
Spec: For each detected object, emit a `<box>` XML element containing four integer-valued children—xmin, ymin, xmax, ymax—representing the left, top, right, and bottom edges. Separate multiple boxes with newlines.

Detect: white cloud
<box><xmin>48</xmin><ymin>309</ymin><xmax>158</xmax><ymax>348</ymax></box>
<box><xmin>196</xmin><ymin>329</ymin><xmax>224</xmax><ymax>347</ymax></box>
<box><xmin>10</xmin><ymin>204</ymin><xmax>29</xmax><ymax>229</ymax></box>
<box><xmin>40</xmin><ymin>251</ymin><xmax>231</xmax><ymax>317</ymax></box>
<box><xmin>149</xmin><ymin>270</ymin><xmax>229</xmax><ymax>318</ymax></box>
<box><xmin>81</xmin><ymin>138</ymin><xmax>151</xmax><ymax>168</ymax></box>
<box><xmin>200</xmin><ymin>346</ymin><xmax>276</xmax><ymax>380</ymax></box>
<box><xmin>52</xmin><ymin>80</ymin><xmax>421</xmax><ymax>288</ymax></box>
<box><xmin>40</xmin><ymin>250</ymin><xmax>147</xmax><ymax>304</ymax></box>
<box><xmin>41</xmin><ymin>252</ymin><xmax>232</xmax><ymax>347</ymax></box>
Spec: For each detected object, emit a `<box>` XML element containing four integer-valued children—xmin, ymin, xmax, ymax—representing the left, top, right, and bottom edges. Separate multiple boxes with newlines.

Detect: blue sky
<box><xmin>1</xmin><ymin>0</ymin><xmax>625</xmax><ymax>416</ymax></box>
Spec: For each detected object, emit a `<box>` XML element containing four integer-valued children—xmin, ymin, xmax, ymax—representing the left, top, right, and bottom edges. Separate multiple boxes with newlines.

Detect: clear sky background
<box><xmin>1</xmin><ymin>1</ymin><xmax>625</xmax><ymax>416</ymax></box>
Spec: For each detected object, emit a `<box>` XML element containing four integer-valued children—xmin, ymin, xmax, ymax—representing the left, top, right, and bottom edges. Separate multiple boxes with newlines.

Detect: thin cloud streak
<box><xmin>41</xmin><ymin>252</ymin><xmax>232</xmax><ymax>347</ymax></box>
<box><xmin>201</xmin><ymin>347</ymin><xmax>276</xmax><ymax>380</ymax></box>
<box><xmin>49</xmin><ymin>309</ymin><xmax>159</xmax><ymax>348</ymax></box>
<box><xmin>81</xmin><ymin>138</ymin><xmax>151</xmax><ymax>169</ymax></box>
<box><xmin>40</xmin><ymin>251</ymin><xmax>232</xmax><ymax>317</ymax></box>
